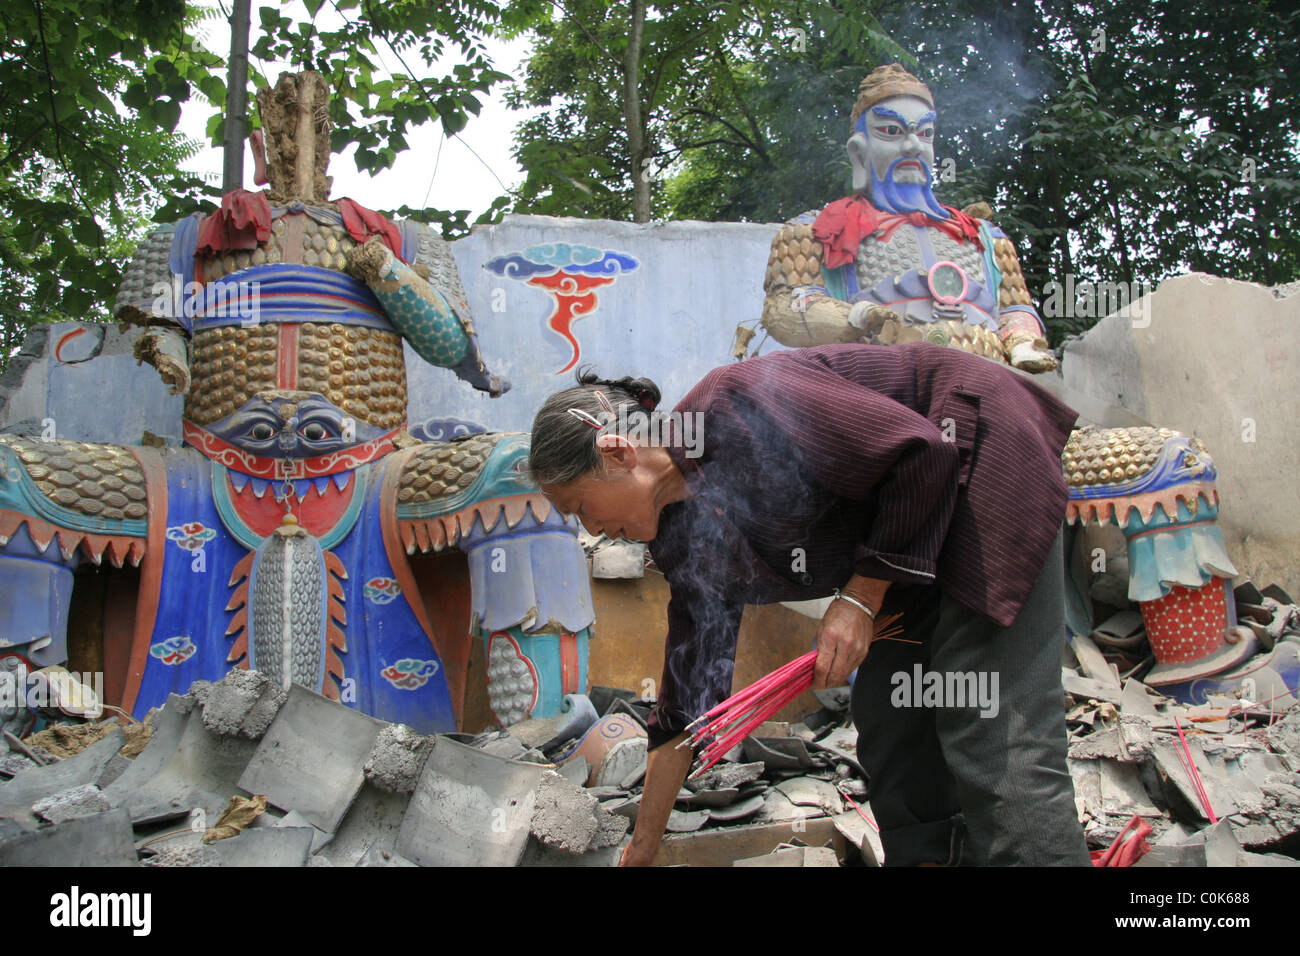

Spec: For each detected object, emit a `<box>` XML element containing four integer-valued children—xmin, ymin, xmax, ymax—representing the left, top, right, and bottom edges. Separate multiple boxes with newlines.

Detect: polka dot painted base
<box><xmin>1140</xmin><ymin>576</ymin><xmax>1228</xmax><ymax>665</ymax></box>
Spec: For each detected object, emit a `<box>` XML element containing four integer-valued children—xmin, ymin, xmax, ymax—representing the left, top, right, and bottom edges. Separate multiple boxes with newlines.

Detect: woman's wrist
<box><xmin>832</xmin><ymin>588</ymin><xmax>876</xmax><ymax>619</ymax></box>
<box><xmin>839</xmin><ymin>574</ymin><xmax>889</xmax><ymax>615</ymax></box>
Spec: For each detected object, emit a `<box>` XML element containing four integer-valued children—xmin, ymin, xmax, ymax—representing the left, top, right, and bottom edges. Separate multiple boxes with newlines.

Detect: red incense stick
<box><xmin>682</xmin><ymin>614</ymin><xmax>903</xmax><ymax>777</ymax></box>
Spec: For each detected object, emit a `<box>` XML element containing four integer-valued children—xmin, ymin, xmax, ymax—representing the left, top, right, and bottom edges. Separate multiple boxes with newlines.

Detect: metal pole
<box><xmin>222</xmin><ymin>0</ymin><xmax>253</xmax><ymax>194</ymax></box>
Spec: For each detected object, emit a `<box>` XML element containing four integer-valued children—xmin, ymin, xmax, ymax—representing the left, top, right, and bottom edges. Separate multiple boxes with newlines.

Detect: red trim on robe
<box><xmin>196</xmin><ymin>189</ymin><xmax>273</xmax><ymax>255</ymax></box>
<box><xmin>812</xmin><ymin>195</ymin><xmax>984</xmax><ymax>269</ymax></box>
<box><xmin>336</xmin><ymin>198</ymin><xmax>408</xmax><ymax>263</ymax></box>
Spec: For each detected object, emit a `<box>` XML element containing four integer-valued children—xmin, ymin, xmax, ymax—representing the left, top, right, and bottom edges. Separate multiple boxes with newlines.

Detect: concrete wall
<box><xmin>409</xmin><ymin>214</ymin><xmax>780</xmax><ymax>433</ymax></box>
<box><xmin>1061</xmin><ymin>273</ymin><xmax>1300</xmax><ymax>593</ymax></box>
<box><xmin>0</xmin><ymin>323</ymin><xmax>183</xmax><ymax>444</ymax></box>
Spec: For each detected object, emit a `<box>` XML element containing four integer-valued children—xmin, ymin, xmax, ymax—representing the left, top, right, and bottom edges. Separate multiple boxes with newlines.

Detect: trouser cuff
<box><xmin>880</xmin><ymin>812</ymin><xmax>966</xmax><ymax>867</ymax></box>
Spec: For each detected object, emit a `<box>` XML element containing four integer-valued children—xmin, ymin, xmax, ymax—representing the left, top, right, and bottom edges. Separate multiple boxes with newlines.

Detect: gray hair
<box><xmin>526</xmin><ymin>369</ymin><xmax>662</xmax><ymax>487</ymax></box>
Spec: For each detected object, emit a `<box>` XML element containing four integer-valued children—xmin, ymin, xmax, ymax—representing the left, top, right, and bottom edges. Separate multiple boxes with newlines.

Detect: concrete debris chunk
<box><xmin>589</xmin><ymin>807</ymin><xmax>631</xmax><ymax>850</ymax></box>
<box><xmin>686</xmin><ymin>761</ymin><xmax>765</xmax><ymax>793</ymax></box>
<box><xmin>529</xmin><ymin>770</ymin><xmax>600</xmax><ymax>854</ymax></box>
<box><xmin>238</xmin><ymin>685</ymin><xmax>384</xmax><ymax>833</ymax></box>
<box><xmin>358</xmin><ymin>845</ymin><xmax>418</xmax><ymax>867</ymax></box>
<box><xmin>143</xmin><ymin>842</ymin><xmax>220</xmax><ymax>867</ymax></box>
<box><xmin>806</xmin><ymin>728</ymin><xmax>864</xmax><ymax>775</ymax></box>
<box><xmin>104</xmin><ymin>706</ymin><xmax>258</xmax><ymax>825</ymax></box>
<box><xmin>208</xmin><ymin>832</ymin><xmax>319</xmax><ymax>868</ymax></box>
<box><xmin>0</xmin><ymin>727</ymin><xmax>123</xmax><ymax>807</ymax></box>
<box><xmin>1098</xmin><ymin>759</ymin><xmax>1160</xmax><ymax>817</ymax></box>
<box><xmin>1069</xmin><ymin>727</ymin><xmax>1125</xmax><ymax>761</ymax></box>
<box><xmin>0</xmin><ymin>808</ymin><xmax>136</xmax><ymax>866</ymax></box>
<box><xmin>775</xmin><ymin>776</ymin><xmax>844</xmax><ymax>815</ymax></box>
<box><xmin>678</xmin><ymin>787</ymin><xmax>741</xmax><ymax>809</ymax></box>
<box><xmin>200</xmin><ymin>668</ymin><xmax>288</xmax><ymax>739</ymax></box>
<box><xmin>396</xmin><ymin>736</ymin><xmax>547</xmax><ymax>867</ymax></box>
<box><xmin>665</xmin><ymin>808</ymin><xmax>711</xmax><ymax>833</ymax></box>
<box><xmin>708</xmin><ymin>794</ymin><xmax>765</xmax><ymax>824</ymax></box>
<box><xmin>1062</xmin><ymin>669</ymin><xmax>1124</xmax><ymax>705</ymax></box>
<box><xmin>558</xmin><ymin>757</ymin><xmax>589</xmax><ymax>787</ymax></box>
<box><xmin>32</xmin><ymin>783</ymin><xmax>111</xmax><ymax>824</ymax></box>
<box><xmin>0</xmin><ymin>801</ymin><xmax>38</xmax><ymax>835</ymax></box>
<box><xmin>734</xmin><ymin>845</ymin><xmax>840</xmax><ymax>867</ymax></box>
<box><xmin>1120</xmin><ymin>679</ymin><xmax>1162</xmax><ymax>717</ymax></box>
<box><xmin>1070</xmin><ymin>634</ymin><xmax>1123</xmax><ymax>689</ymax></box>
<box><xmin>364</xmin><ymin>723</ymin><xmax>433</xmax><ymax>794</ymax></box>
<box><xmin>1118</xmin><ymin>715</ymin><xmax>1158</xmax><ymax>760</ymax></box>
<box><xmin>315</xmin><ymin>785</ymin><xmax>409</xmax><ymax>867</ymax></box>
<box><xmin>832</xmin><ymin>808</ymin><xmax>885</xmax><ymax>866</ymax></box>
<box><xmin>742</xmin><ymin>736</ymin><xmax>821</xmax><ymax>771</ymax></box>
<box><xmin>506</xmin><ymin>716</ymin><xmax>565</xmax><ymax>751</ymax></box>
<box><xmin>1266</xmin><ymin>710</ymin><xmax>1300</xmax><ymax>768</ymax></box>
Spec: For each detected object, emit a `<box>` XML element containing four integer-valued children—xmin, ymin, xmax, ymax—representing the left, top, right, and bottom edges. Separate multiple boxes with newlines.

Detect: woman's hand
<box><xmin>618</xmin><ymin>731</ymin><xmax>694</xmax><ymax>866</ymax></box>
<box><xmin>619</xmin><ymin>840</ymin><xmax>658</xmax><ymax>867</ymax></box>
<box><xmin>813</xmin><ymin>597</ymin><xmax>876</xmax><ymax>689</ymax></box>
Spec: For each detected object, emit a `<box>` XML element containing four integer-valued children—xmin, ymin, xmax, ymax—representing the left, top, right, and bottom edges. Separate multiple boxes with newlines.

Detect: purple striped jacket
<box><xmin>644</xmin><ymin>342</ymin><xmax>1078</xmax><ymax>748</ymax></box>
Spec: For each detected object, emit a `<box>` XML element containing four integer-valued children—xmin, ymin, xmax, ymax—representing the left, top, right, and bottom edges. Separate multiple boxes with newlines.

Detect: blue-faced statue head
<box><xmin>846</xmin><ymin>63</ymin><xmax>949</xmax><ymax>219</ymax></box>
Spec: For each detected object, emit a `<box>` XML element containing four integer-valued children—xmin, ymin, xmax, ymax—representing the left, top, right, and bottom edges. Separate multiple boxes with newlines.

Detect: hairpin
<box><xmin>592</xmin><ymin>389</ymin><xmax>617</xmax><ymax>418</ymax></box>
<box><xmin>567</xmin><ymin>408</ymin><xmax>605</xmax><ymax>430</ymax></box>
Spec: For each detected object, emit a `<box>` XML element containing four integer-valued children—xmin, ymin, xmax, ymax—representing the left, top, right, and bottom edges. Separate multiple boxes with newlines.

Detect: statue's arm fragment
<box><xmin>113</xmin><ymin>220</ymin><xmax>193</xmax><ymax>394</ymax></box>
<box><xmin>761</xmin><ymin>221</ymin><xmax>865</xmax><ymax>347</ymax></box>
<box><xmin>346</xmin><ymin>235</ymin><xmax>509</xmax><ymax>397</ymax></box>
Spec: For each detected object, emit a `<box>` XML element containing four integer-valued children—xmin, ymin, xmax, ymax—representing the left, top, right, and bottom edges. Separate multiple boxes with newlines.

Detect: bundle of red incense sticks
<box><xmin>679</xmin><ymin>612</ymin><xmax>904</xmax><ymax>778</ymax></box>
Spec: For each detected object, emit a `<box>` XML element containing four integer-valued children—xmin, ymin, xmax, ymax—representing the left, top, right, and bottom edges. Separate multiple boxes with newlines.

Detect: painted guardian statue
<box><xmin>760</xmin><ymin>63</ymin><xmax>1057</xmax><ymax>372</ymax></box>
<box><xmin>756</xmin><ymin>63</ymin><xmax>1282</xmax><ymax>702</ymax></box>
<box><xmin>0</xmin><ymin>71</ymin><xmax>593</xmax><ymax>734</ymax></box>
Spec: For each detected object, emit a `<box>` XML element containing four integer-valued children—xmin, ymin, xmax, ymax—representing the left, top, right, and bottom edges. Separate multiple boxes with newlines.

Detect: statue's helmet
<box><xmin>850</xmin><ymin>63</ymin><xmax>934</xmax><ymax>132</ymax></box>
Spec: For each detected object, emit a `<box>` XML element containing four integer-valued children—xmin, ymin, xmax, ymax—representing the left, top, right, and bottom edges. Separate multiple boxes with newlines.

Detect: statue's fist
<box><xmin>343</xmin><ymin>236</ymin><xmax>394</xmax><ymax>285</ymax></box>
<box><xmin>848</xmin><ymin>302</ymin><xmax>903</xmax><ymax>337</ymax></box>
<box><xmin>1009</xmin><ymin>340</ymin><xmax>1059</xmax><ymax>373</ymax></box>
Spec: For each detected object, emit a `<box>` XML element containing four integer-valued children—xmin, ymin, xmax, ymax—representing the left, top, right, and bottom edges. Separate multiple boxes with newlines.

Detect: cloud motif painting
<box><xmin>485</xmin><ymin>243</ymin><xmax>639</xmax><ymax>373</ymax></box>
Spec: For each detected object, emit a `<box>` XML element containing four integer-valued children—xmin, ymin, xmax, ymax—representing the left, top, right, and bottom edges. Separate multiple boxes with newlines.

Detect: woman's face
<box><xmin>540</xmin><ymin>443</ymin><xmax>663</xmax><ymax>542</ymax></box>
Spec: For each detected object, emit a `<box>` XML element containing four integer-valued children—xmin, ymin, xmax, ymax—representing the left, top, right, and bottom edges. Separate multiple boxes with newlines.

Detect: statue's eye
<box><xmin>918</xmin><ymin>128</ymin><xmax>934</xmax><ymax>139</ymax></box>
<box><xmin>882</xmin><ymin>124</ymin><xmax>903</xmax><ymax>135</ymax></box>
<box><xmin>302</xmin><ymin>422</ymin><xmax>328</xmax><ymax>441</ymax></box>
<box><xmin>250</xmin><ymin>423</ymin><xmax>275</xmax><ymax>441</ymax></box>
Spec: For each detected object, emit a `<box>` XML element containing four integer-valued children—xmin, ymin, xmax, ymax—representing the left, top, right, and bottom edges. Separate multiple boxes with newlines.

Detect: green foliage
<box><xmin>504</xmin><ymin>0</ymin><xmax>903</xmax><ymax>221</ymax></box>
<box><xmin>250</xmin><ymin>0</ymin><xmax>511</xmax><ymax>175</ymax></box>
<box><xmin>0</xmin><ymin>0</ymin><xmax>517</xmax><ymax>370</ymax></box>
<box><xmin>0</xmin><ymin>0</ymin><xmax>219</xmax><ymax>363</ymax></box>
<box><xmin>506</xmin><ymin>0</ymin><xmax>1300</xmax><ymax>344</ymax></box>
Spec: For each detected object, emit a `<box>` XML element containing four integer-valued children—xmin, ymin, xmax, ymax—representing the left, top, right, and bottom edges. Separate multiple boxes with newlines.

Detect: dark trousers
<box><xmin>851</xmin><ymin>529</ymin><xmax>1091</xmax><ymax>866</ymax></box>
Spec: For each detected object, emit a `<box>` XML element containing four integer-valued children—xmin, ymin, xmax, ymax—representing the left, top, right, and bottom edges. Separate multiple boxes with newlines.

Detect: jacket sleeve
<box><xmin>707</xmin><ymin>357</ymin><xmax>962</xmax><ymax>586</ymax></box>
<box><xmin>645</xmin><ymin>524</ymin><xmax>746</xmax><ymax>752</ymax></box>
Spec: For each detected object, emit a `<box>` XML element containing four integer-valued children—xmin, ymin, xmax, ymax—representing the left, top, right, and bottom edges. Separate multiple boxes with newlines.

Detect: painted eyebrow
<box><xmin>868</xmin><ymin>106</ymin><xmax>937</xmax><ymax>128</ymax></box>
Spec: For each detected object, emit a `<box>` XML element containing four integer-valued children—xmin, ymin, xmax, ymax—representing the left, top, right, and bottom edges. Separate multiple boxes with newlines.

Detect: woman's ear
<box><xmin>595</xmin><ymin>433</ymin><xmax>639</xmax><ymax>470</ymax></box>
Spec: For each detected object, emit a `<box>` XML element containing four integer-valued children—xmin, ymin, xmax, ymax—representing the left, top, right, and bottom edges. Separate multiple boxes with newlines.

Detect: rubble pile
<box><xmin>2</xmin><ymin>584</ymin><xmax>1298</xmax><ymax>867</ymax></box>
<box><xmin>0</xmin><ymin>669</ymin><xmax>880</xmax><ymax>866</ymax></box>
<box><xmin>1064</xmin><ymin>612</ymin><xmax>1300</xmax><ymax>866</ymax></box>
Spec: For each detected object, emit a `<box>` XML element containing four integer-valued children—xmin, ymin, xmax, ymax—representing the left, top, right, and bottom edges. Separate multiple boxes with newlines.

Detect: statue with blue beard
<box><xmin>759</xmin><ymin>63</ymin><xmax>1059</xmax><ymax>373</ymax></box>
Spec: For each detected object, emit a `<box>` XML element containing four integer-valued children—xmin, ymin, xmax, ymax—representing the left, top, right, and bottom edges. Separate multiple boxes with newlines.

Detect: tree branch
<box><xmin>671</xmin><ymin>106</ymin><xmax>759</xmax><ymax>154</ymax></box>
<box><xmin>707</xmin><ymin>46</ymin><xmax>768</xmax><ymax>163</ymax></box>
<box><xmin>553</xmin><ymin>0</ymin><xmax>618</xmax><ymax>66</ymax></box>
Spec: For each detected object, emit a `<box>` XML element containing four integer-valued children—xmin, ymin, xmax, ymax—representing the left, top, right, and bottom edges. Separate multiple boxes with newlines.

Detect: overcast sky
<box><xmin>178</xmin><ymin>3</ymin><xmax>543</xmax><ymax>220</ymax></box>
